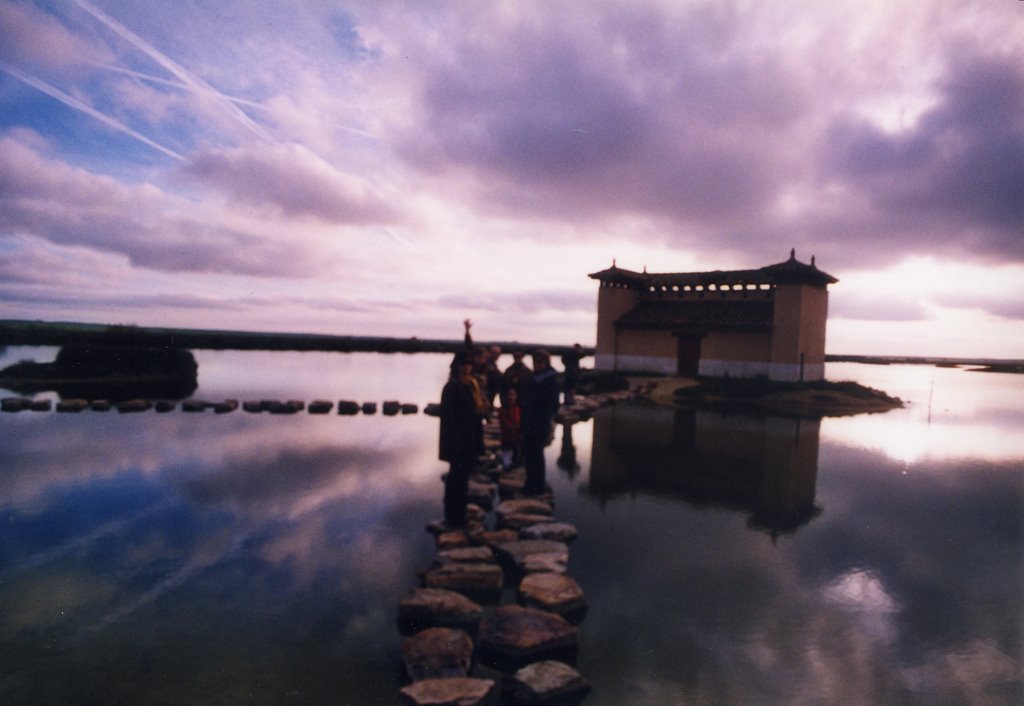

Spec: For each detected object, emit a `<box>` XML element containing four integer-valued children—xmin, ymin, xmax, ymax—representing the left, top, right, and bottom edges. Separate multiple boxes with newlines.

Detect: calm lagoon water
<box><xmin>1</xmin><ymin>349</ymin><xmax>1021</xmax><ymax>704</ymax></box>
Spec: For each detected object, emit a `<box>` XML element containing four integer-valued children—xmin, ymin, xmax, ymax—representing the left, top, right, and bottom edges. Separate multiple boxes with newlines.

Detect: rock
<box><xmin>308</xmin><ymin>400</ymin><xmax>333</xmax><ymax>414</ymax></box>
<box><xmin>243</xmin><ymin>400</ymin><xmax>264</xmax><ymax>413</ymax></box>
<box><xmin>510</xmin><ymin>661</ymin><xmax>591</xmax><ymax>705</ymax></box>
<box><xmin>362</xmin><ymin>402</ymin><xmax>377</xmax><ymax>414</ymax></box>
<box><xmin>398</xmin><ymin>588</ymin><xmax>484</xmax><ymax>635</ymax></box>
<box><xmin>211</xmin><ymin>399</ymin><xmax>238</xmax><ymax>414</ymax></box>
<box><xmin>424</xmin><ymin>402</ymin><xmax>441</xmax><ymax>417</ymax></box>
<box><xmin>498</xmin><ymin>513</ymin><xmax>556</xmax><ymax>532</ymax></box>
<box><xmin>495</xmin><ymin>499</ymin><xmax>554</xmax><ymax>519</ymax></box>
<box><xmin>337</xmin><ymin>400</ymin><xmax>360</xmax><ymax>415</ymax></box>
<box><xmin>55</xmin><ymin>399</ymin><xmax>89</xmax><ymax>413</ymax></box>
<box><xmin>518</xmin><ymin>573</ymin><xmax>587</xmax><ymax>623</ymax></box>
<box><xmin>1</xmin><ymin>397</ymin><xmax>31</xmax><ymax>412</ymax></box>
<box><xmin>89</xmin><ymin>399</ymin><xmax>111</xmax><ymax>412</ymax></box>
<box><xmin>494</xmin><ymin>540</ymin><xmax>569</xmax><ymax>576</ymax></box>
<box><xmin>153</xmin><ymin>399</ymin><xmax>176</xmax><ymax>413</ymax></box>
<box><xmin>470</xmin><ymin>529</ymin><xmax>519</xmax><ymax>547</ymax></box>
<box><xmin>383</xmin><ymin>400</ymin><xmax>401</xmax><ymax>415</ymax></box>
<box><xmin>478</xmin><ymin>605</ymin><xmax>577</xmax><ymax>670</ymax></box>
<box><xmin>436</xmin><ymin>546</ymin><xmax>495</xmax><ymax>564</ymax></box>
<box><xmin>28</xmin><ymin>398</ymin><xmax>52</xmax><ymax>412</ymax></box>
<box><xmin>267</xmin><ymin>401</ymin><xmax>302</xmax><ymax>414</ymax></box>
<box><xmin>401</xmin><ymin>403</ymin><xmax>419</xmax><ymax>414</ymax></box>
<box><xmin>467</xmin><ymin>481</ymin><xmax>497</xmax><ymax>511</ymax></box>
<box><xmin>401</xmin><ymin>627</ymin><xmax>474</xmax><ymax>682</ymax></box>
<box><xmin>519</xmin><ymin>523</ymin><xmax>578</xmax><ymax>543</ymax></box>
<box><xmin>181</xmin><ymin>399</ymin><xmax>207</xmax><ymax>412</ymax></box>
<box><xmin>117</xmin><ymin>399</ymin><xmax>150</xmax><ymax>413</ymax></box>
<box><xmin>399</xmin><ymin>677</ymin><xmax>495</xmax><ymax>706</ymax></box>
<box><xmin>436</xmin><ymin>531</ymin><xmax>472</xmax><ymax>549</ymax></box>
<box><xmin>421</xmin><ymin>562</ymin><xmax>503</xmax><ymax>601</ymax></box>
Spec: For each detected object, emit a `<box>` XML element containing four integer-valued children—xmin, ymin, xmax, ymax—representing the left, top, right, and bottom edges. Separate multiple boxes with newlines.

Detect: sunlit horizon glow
<box><xmin>1</xmin><ymin>1</ymin><xmax>1021</xmax><ymax>357</ymax></box>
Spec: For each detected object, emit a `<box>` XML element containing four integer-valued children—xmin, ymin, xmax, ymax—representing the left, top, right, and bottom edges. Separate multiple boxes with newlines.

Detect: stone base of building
<box><xmin>596</xmin><ymin>354</ymin><xmax>825</xmax><ymax>382</ymax></box>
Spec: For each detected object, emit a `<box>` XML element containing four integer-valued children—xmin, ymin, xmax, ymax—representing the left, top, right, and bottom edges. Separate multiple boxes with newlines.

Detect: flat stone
<box><xmin>436</xmin><ymin>546</ymin><xmax>495</xmax><ymax>564</ymax></box>
<box><xmin>211</xmin><ymin>400</ymin><xmax>238</xmax><ymax>414</ymax></box>
<box><xmin>153</xmin><ymin>399</ymin><xmax>176</xmax><ymax>413</ymax></box>
<box><xmin>511</xmin><ymin>661</ymin><xmax>591</xmax><ymax>704</ymax></box>
<box><xmin>398</xmin><ymin>588</ymin><xmax>483</xmax><ymax>635</ymax></box>
<box><xmin>399</xmin><ymin>677</ymin><xmax>495</xmax><ymax>706</ymax></box>
<box><xmin>494</xmin><ymin>540</ymin><xmax>569</xmax><ymax>576</ymax></box>
<box><xmin>337</xmin><ymin>400</ymin><xmax>360</xmax><ymax>415</ymax></box>
<box><xmin>308</xmin><ymin>400</ymin><xmax>333</xmax><ymax>414</ymax></box>
<box><xmin>518</xmin><ymin>573</ymin><xmax>587</xmax><ymax>622</ymax></box>
<box><xmin>519</xmin><ymin>522</ymin><xmax>578</xmax><ymax>543</ymax></box>
<box><xmin>468</xmin><ymin>528</ymin><xmax>519</xmax><ymax>547</ymax></box>
<box><xmin>467</xmin><ymin>481</ymin><xmax>497</xmax><ymax>511</ymax></box>
<box><xmin>383</xmin><ymin>400</ymin><xmax>401</xmax><ymax>415</ymax></box>
<box><xmin>478</xmin><ymin>605</ymin><xmax>577</xmax><ymax>669</ymax></box>
<box><xmin>29</xmin><ymin>399</ymin><xmax>52</xmax><ymax>412</ymax></box>
<box><xmin>400</xmin><ymin>627</ymin><xmax>474</xmax><ymax>682</ymax></box>
<box><xmin>243</xmin><ymin>400</ymin><xmax>264</xmax><ymax>412</ymax></box>
<box><xmin>117</xmin><ymin>399</ymin><xmax>150</xmax><ymax>413</ymax></box>
<box><xmin>2</xmin><ymin>397</ymin><xmax>31</xmax><ymax>412</ymax></box>
<box><xmin>55</xmin><ymin>399</ymin><xmax>89</xmax><ymax>413</ymax></box>
<box><xmin>421</xmin><ymin>562</ymin><xmax>503</xmax><ymax>600</ymax></box>
<box><xmin>498</xmin><ymin>513</ymin><xmax>556</xmax><ymax>532</ymax></box>
<box><xmin>89</xmin><ymin>399</ymin><xmax>111</xmax><ymax>411</ymax></box>
<box><xmin>181</xmin><ymin>399</ymin><xmax>207</xmax><ymax>412</ymax></box>
<box><xmin>361</xmin><ymin>402</ymin><xmax>377</xmax><ymax>414</ymax></box>
<box><xmin>496</xmin><ymin>498</ymin><xmax>553</xmax><ymax>520</ymax></box>
<box><xmin>401</xmin><ymin>403</ymin><xmax>419</xmax><ymax>414</ymax></box>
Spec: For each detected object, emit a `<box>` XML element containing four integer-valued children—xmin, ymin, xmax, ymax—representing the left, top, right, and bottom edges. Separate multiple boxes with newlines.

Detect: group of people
<box><xmin>438</xmin><ymin>320</ymin><xmax>583</xmax><ymax>528</ymax></box>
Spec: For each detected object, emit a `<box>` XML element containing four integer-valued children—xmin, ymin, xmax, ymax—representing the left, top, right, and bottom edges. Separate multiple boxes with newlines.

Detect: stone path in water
<box><xmin>394</xmin><ymin>391</ymin><xmax>651</xmax><ymax>705</ymax></box>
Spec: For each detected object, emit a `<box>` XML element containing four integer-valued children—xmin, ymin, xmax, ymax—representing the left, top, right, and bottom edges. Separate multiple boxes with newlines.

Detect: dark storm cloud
<box><xmin>821</xmin><ymin>49</ymin><xmax>1024</xmax><ymax>264</ymax></box>
<box><xmin>397</xmin><ymin>3</ymin><xmax>804</xmax><ymax>228</ymax></box>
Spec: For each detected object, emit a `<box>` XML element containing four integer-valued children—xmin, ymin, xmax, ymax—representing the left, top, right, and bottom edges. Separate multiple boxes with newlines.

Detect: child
<box><xmin>498</xmin><ymin>388</ymin><xmax>522</xmax><ymax>470</ymax></box>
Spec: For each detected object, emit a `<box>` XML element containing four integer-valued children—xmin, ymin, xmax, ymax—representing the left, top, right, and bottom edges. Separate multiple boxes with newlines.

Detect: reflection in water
<box><xmin>588</xmin><ymin>404</ymin><xmax>821</xmax><ymax>535</ymax></box>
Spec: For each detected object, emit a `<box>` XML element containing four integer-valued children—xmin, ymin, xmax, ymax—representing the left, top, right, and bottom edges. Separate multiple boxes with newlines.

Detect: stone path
<box><xmin>394</xmin><ymin>391</ymin><xmax>650</xmax><ymax>706</ymax></box>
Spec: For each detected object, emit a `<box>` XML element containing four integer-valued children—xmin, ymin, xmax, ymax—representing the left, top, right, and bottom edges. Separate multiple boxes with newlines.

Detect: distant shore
<box><xmin>2</xmin><ymin>320</ymin><xmax>1021</xmax><ymax>372</ymax></box>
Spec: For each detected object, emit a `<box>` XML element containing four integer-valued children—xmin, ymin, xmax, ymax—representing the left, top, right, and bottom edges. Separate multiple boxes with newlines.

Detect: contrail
<box><xmin>90</xmin><ymin>62</ymin><xmax>267</xmax><ymax>109</ymax></box>
<box><xmin>70</xmin><ymin>0</ymin><xmax>274</xmax><ymax>143</ymax></box>
<box><xmin>0</xmin><ymin>61</ymin><xmax>184</xmax><ymax>161</ymax></box>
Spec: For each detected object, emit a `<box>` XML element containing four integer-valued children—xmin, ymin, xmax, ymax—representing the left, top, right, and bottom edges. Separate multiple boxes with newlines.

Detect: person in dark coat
<box><xmin>561</xmin><ymin>343</ymin><xmax>583</xmax><ymax>405</ymax></box>
<box><xmin>502</xmin><ymin>349</ymin><xmax>532</xmax><ymax>405</ymax></box>
<box><xmin>439</xmin><ymin>351</ymin><xmax>477</xmax><ymax>527</ymax></box>
<box><xmin>520</xmin><ymin>349</ymin><xmax>561</xmax><ymax>496</ymax></box>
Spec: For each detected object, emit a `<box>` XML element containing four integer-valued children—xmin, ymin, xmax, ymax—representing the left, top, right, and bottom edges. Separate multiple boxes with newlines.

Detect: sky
<box><xmin>0</xmin><ymin>0</ymin><xmax>1022</xmax><ymax>358</ymax></box>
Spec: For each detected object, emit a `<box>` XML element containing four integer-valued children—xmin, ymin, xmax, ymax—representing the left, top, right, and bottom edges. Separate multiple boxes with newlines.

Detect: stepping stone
<box><xmin>211</xmin><ymin>400</ymin><xmax>238</xmax><ymax>414</ymax></box>
<box><xmin>361</xmin><ymin>402</ymin><xmax>377</xmax><ymax>414</ymax></box>
<box><xmin>498</xmin><ymin>513</ymin><xmax>555</xmax><ymax>532</ymax></box>
<box><xmin>56</xmin><ymin>399</ymin><xmax>89</xmax><ymax>413</ymax></box>
<box><xmin>478</xmin><ymin>605</ymin><xmax>577</xmax><ymax>670</ymax></box>
<box><xmin>423</xmin><ymin>402</ymin><xmax>441</xmax><ymax>417</ymax></box>
<box><xmin>1</xmin><ymin>397</ymin><xmax>31</xmax><ymax>412</ymax></box>
<box><xmin>511</xmin><ymin>661</ymin><xmax>591</xmax><ymax>705</ymax></box>
<box><xmin>181</xmin><ymin>399</ymin><xmax>207</xmax><ymax>412</ymax></box>
<box><xmin>397</xmin><ymin>588</ymin><xmax>483</xmax><ymax>635</ymax></box>
<box><xmin>383</xmin><ymin>400</ymin><xmax>401</xmax><ymax>415</ymax></box>
<box><xmin>467</xmin><ymin>481</ymin><xmax>496</xmax><ymax>510</ymax></box>
<box><xmin>496</xmin><ymin>498</ymin><xmax>553</xmax><ymax>517</ymax></box>
<box><xmin>494</xmin><ymin>540</ymin><xmax>569</xmax><ymax>576</ymax></box>
<box><xmin>518</xmin><ymin>573</ymin><xmax>587</xmax><ymax>623</ymax></box>
<box><xmin>243</xmin><ymin>400</ymin><xmax>264</xmax><ymax>412</ymax></box>
<box><xmin>400</xmin><ymin>627</ymin><xmax>474</xmax><ymax>682</ymax></box>
<box><xmin>268</xmin><ymin>401</ymin><xmax>302</xmax><ymax>414</ymax></box>
<box><xmin>29</xmin><ymin>399</ymin><xmax>52</xmax><ymax>412</ymax></box>
<box><xmin>436</xmin><ymin>546</ymin><xmax>495</xmax><ymax>564</ymax></box>
<box><xmin>337</xmin><ymin>400</ymin><xmax>360</xmax><ymax>415</ymax></box>
<box><xmin>469</xmin><ymin>529</ymin><xmax>519</xmax><ymax>548</ymax></box>
<box><xmin>421</xmin><ymin>562</ymin><xmax>503</xmax><ymax>602</ymax></box>
<box><xmin>153</xmin><ymin>400</ymin><xmax>176</xmax><ymax>413</ymax></box>
<box><xmin>401</xmin><ymin>403</ymin><xmax>419</xmax><ymax>414</ymax></box>
<box><xmin>308</xmin><ymin>400</ymin><xmax>333</xmax><ymax>414</ymax></box>
<box><xmin>117</xmin><ymin>399</ymin><xmax>150</xmax><ymax>413</ymax></box>
<box><xmin>399</xmin><ymin>677</ymin><xmax>494</xmax><ymax>706</ymax></box>
<box><xmin>90</xmin><ymin>399</ymin><xmax>111</xmax><ymax>412</ymax></box>
<box><xmin>519</xmin><ymin>522</ymin><xmax>578</xmax><ymax>543</ymax></box>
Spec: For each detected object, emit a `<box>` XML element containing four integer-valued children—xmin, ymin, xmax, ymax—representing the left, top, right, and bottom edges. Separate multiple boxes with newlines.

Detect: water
<box><xmin>1</xmin><ymin>349</ymin><xmax>1021</xmax><ymax>704</ymax></box>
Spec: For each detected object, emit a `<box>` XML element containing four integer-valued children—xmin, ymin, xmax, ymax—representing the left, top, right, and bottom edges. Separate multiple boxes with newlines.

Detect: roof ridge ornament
<box><xmin>789</xmin><ymin>248</ymin><xmax>796</xmax><ymax>260</ymax></box>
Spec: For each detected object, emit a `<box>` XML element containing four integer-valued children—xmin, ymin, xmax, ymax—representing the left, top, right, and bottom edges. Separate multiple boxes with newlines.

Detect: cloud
<box><xmin>0</xmin><ymin>132</ymin><xmax>319</xmax><ymax>276</ymax></box>
<box><xmin>180</xmin><ymin>143</ymin><xmax>398</xmax><ymax>225</ymax></box>
<box><xmin>0</xmin><ymin>0</ymin><xmax>112</xmax><ymax>71</ymax></box>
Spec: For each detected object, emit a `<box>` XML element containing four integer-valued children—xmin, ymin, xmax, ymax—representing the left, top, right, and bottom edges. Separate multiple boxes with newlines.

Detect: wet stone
<box><xmin>399</xmin><ymin>677</ymin><xmax>495</xmax><ymax>706</ymax></box>
<box><xmin>398</xmin><ymin>588</ymin><xmax>483</xmax><ymax>635</ymax></box>
<box><xmin>117</xmin><ymin>399</ymin><xmax>150</xmax><ymax>413</ymax></box>
<box><xmin>467</xmin><ymin>481</ymin><xmax>497</xmax><ymax>510</ymax></box>
<box><xmin>362</xmin><ymin>402</ymin><xmax>378</xmax><ymax>414</ymax></box>
<box><xmin>478</xmin><ymin>605</ymin><xmax>577</xmax><ymax>670</ymax></box>
<box><xmin>56</xmin><ymin>399</ymin><xmax>89</xmax><ymax>413</ymax></box>
<box><xmin>519</xmin><ymin>522</ymin><xmax>578</xmax><ymax>543</ymax></box>
<box><xmin>495</xmin><ymin>499</ymin><xmax>553</xmax><ymax>520</ymax></box>
<box><xmin>400</xmin><ymin>627</ymin><xmax>474</xmax><ymax>682</ymax></box>
<box><xmin>2</xmin><ymin>397</ymin><xmax>31</xmax><ymax>412</ymax></box>
<box><xmin>436</xmin><ymin>546</ymin><xmax>495</xmax><ymax>564</ymax></box>
<box><xmin>212</xmin><ymin>400</ymin><xmax>238</xmax><ymax>414</ymax></box>
<box><xmin>337</xmin><ymin>400</ymin><xmax>360</xmax><ymax>415</ymax></box>
<box><xmin>153</xmin><ymin>399</ymin><xmax>176</xmax><ymax>413</ymax></box>
<box><xmin>494</xmin><ymin>541</ymin><xmax>569</xmax><ymax>576</ymax></box>
<box><xmin>242</xmin><ymin>400</ymin><xmax>263</xmax><ymax>412</ymax></box>
<box><xmin>510</xmin><ymin>660</ymin><xmax>591</xmax><ymax>705</ymax></box>
<box><xmin>470</xmin><ymin>529</ymin><xmax>519</xmax><ymax>547</ymax></box>
<box><xmin>518</xmin><ymin>573</ymin><xmax>587</xmax><ymax>623</ymax></box>
<box><xmin>421</xmin><ymin>562</ymin><xmax>503</xmax><ymax>602</ymax></box>
<box><xmin>401</xmin><ymin>403</ymin><xmax>419</xmax><ymax>414</ymax></box>
<box><xmin>181</xmin><ymin>399</ymin><xmax>207</xmax><ymax>412</ymax></box>
<box><xmin>308</xmin><ymin>400</ymin><xmax>333</xmax><ymax>414</ymax></box>
<box><xmin>499</xmin><ymin>513</ymin><xmax>556</xmax><ymax>532</ymax></box>
<box><xmin>89</xmin><ymin>399</ymin><xmax>111</xmax><ymax>412</ymax></box>
<box><xmin>383</xmin><ymin>400</ymin><xmax>401</xmax><ymax>415</ymax></box>
<box><xmin>29</xmin><ymin>399</ymin><xmax>52</xmax><ymax>412</ymax></box>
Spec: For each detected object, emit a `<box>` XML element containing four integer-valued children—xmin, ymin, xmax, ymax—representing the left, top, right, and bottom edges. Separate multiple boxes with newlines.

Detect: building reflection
<box><xmin>587</xmin><ymin>404</ymin><xmax>821</xmax><ymax>536</ymax></box>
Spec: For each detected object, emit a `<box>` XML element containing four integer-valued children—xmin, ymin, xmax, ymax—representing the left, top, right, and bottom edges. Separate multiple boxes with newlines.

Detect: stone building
<box><xmin>589</xmin><ymin>250</ymin><xmax>837</xmax><ymax>382</ymax></box>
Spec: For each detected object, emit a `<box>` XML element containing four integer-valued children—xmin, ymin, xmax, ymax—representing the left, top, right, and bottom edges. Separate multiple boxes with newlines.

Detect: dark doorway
<box><xmin>677</xmin><ymin>335</ymin><xmax>701</xmax><ymax>375</ymax></box>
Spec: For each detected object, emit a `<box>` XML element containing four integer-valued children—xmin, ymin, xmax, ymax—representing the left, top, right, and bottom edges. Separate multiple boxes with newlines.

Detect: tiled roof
<box><xmin>589</xmin><ymin>250</ymin><xmax>837</xmax><ymax>288</ymax></box>
<box><xmin>615</xmin><ymin>300</ymin><xmax>774</xmax><ymax>333</ymax></box>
